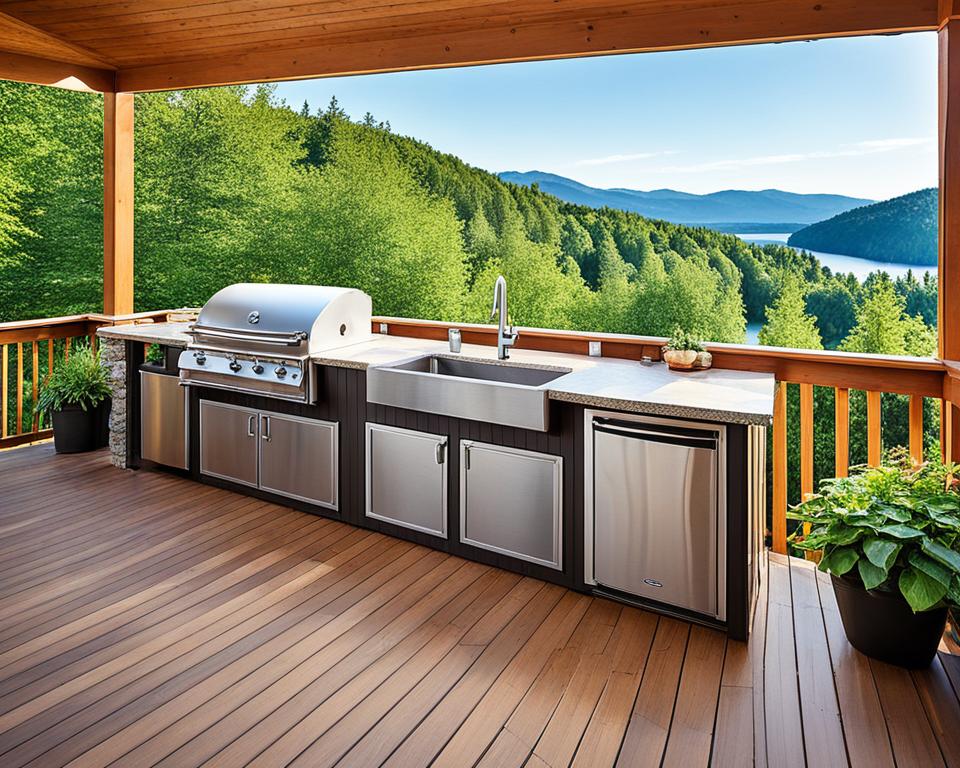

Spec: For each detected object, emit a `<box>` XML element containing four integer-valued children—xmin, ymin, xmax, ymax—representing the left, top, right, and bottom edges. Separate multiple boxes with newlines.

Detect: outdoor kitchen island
<box><xmin>98</xmin><ymin>308</ymin><xmax>773</xmax><ymax>641</ymax></box>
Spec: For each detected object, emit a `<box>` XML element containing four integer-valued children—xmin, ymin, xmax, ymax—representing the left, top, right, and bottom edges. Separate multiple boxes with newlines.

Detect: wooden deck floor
<box><xmin>0</xmin><ymin>445</ymin><xmax>959</xmax><ymax>767</ymax></box>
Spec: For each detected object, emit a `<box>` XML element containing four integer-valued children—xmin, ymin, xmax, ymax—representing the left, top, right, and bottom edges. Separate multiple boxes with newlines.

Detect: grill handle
<box><xmin>191</xmin><ymin>325</ymin><xmax>307</xmax><ymax>347</ymax></box>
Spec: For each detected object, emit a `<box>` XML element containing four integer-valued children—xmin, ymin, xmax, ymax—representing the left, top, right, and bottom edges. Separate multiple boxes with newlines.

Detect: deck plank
<box><xmin>871</xmin><ymin>658</ymin><xmax>946</xmax><ymax>767</ymax></box>
<box><xmin>913</xmin><ymin>657</ymin><xmax>960</xmax><ymax>767</ymax></box>
<box><xmin>764</xmin><ymin>553</ymin><xmax>805</xmax><ymax>768</ymax></box>
<box><xmin>816</xmin><ymin>568</ymin><xmax>895</xmax><ymax>768</ymax></box>
<box><xmin>0</xmin><ymin>445</ymin><xmax>955</xmax><ymax>768</ymax></box>
<box><xmin>789</xmin><ymin>557</ymin><xmax>847</xmax><ymax>766</ymax></box>
<box><xmin>615</xmin><ymin>617</ymin><xmax>689</xmax><ymax>767</ymax></box>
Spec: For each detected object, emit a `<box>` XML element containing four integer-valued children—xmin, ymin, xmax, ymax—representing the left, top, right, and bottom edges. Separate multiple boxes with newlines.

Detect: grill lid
<box><xmin>194</xmin><ymin>283</ymin><xmax>369</xmax><ymax>338</ymax></box>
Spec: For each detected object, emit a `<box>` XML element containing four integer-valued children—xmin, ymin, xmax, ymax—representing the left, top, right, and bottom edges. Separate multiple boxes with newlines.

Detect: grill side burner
<box><xmin>178</xmin><ymin>283</ymin><xmax>372</xmax><ymax>402</ymax></box>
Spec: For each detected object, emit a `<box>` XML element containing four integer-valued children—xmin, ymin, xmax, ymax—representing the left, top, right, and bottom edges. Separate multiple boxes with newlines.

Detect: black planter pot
<box><xmin>832</xmin><ymin>574</ymin><xmax>947</xmax><ymax>669</ymax></box>
<box><xmin>51</xmin><ymin>403</ymin><xmax>104</xmax><ymax>454</ymax></box>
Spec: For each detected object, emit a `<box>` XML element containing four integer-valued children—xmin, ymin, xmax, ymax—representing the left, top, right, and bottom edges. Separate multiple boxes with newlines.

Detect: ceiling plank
<box><xmin>0</xmin><ymin>50</ymin><xmax>114</xmax><ymax>91</ymax></box>
<box><xmin>117</xmin><ymin>0</ymin><xmax>938</xmax><ymax>92</ymax></box>
<box><xmin>0</xmin><ymin>9</ymin><xmax>117</xmax><ymax>68</ymax></box>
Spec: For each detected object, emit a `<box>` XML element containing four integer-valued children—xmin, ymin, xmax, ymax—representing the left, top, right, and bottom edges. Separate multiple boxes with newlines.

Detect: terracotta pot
<box><xmin>663</xmin><ymin>349</ymin><xmax>698</xmax><ymax>369</ymax></box>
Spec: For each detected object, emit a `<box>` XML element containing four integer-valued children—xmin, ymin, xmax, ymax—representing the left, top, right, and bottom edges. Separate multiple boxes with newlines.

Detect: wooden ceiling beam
<box><xmin>0</xmin><ymin>9</ymin><xmax>117</xmax><ymax>68</ymax></box>
<box><xmin>0</xmin><ymin>50</ymin><xmax>114</xmax><ymax>91</ymax></box>
<box><xmin>116</xmin><ymin>0</ymin><xmax>938</xmax><ymax>92</ymax></box>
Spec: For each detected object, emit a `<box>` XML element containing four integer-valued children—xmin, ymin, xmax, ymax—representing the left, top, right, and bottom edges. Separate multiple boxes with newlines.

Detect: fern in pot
<box><xmin>36</xmin><ymin>345</ymin><xmax>111</xmax><ymax>454</ymax></box>
<box><xmin>789</xmin><ymin>451</ymin><xmax>960</xmax><ymax>668</ymax></box>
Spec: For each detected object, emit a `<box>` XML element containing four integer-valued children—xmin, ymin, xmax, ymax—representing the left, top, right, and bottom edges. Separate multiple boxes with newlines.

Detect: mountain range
<box><xmin>499</xmin><ymin>171</ymin><xmax>873</xmax><ymax>229</ymax></box>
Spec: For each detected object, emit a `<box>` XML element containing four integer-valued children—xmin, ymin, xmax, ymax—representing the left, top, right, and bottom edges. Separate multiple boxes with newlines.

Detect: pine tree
<box><xmin>758</xmin><ymin>278</ymin><xmax>823</xmax><ymax>350</ymax></box>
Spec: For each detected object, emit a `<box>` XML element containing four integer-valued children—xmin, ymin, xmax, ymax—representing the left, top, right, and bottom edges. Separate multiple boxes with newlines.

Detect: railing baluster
<box><xmin>15</xmin><ymin>343</ymin><xmax>23</xmax><ymax>436</ymax></box>
<box><xmin>64</xmin><ymin>337</ymin><xmax>71</xmax><ymax>361</ymax></box>
<box><xmin>773</xmin><ymin>381</ymin><xmax>788</xmax><ymax>554</ymax></box>
<box><xmin>1</xmin><ymin>344</ymin><xmax>7</xmax><ymax>440</ymax></box>
<box><xmin>800</xmin><ymin>383</ymin><xmax>814</xmax><ymax>499</ymax></box>
<box><xmin>909</xmin><ymin>394</ymin><xmax>924</xmax><ymax>464</ymax></box>
<box><xmin>867</xmin><ymin>390</ymin><xmax>882</xmax><ymax>466</ymax></box>
<box><xmin>46</xmin><ymin>339</ymin><xmax>53</xmax><ymax>383</ymax></box>
<box><xmin>835</xmin><ymin>388</ymin><xmax>849</xmax><ymax>477</ymax></box>
<box><xmin>31</xmin><ymin>342</ymin><xmax>38</xmax><ymax>433</ymax></box>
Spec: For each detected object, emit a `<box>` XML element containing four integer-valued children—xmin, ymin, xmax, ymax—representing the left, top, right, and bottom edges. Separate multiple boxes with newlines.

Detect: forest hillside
<box><xmin>788</xmin><ymin>188</ymin><xmax>937</xmax><ymax>266</ymax></box>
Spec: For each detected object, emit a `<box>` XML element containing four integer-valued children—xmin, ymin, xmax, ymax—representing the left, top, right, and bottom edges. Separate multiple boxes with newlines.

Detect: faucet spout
<box><xmin>490</xmin><ymin>275</ymin><xmax>518</xmax><ymax>360</ymax></box>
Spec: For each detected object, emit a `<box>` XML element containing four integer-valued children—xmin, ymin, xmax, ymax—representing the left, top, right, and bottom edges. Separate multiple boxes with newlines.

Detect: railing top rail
<box><xmin>372</xmin><ymin>315</ymin><xmax>944</xmax><ymax>371</ymax></box>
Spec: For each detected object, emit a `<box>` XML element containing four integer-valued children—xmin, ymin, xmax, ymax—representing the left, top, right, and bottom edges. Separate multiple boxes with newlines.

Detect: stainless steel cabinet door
<box><xmin>460</xmin><ymin>441</ymin><xmax>562</xmax><ymax>570</ymax></box>
<box><xmin>140</xmin><ymin>371</ymin><xmax>188</xmax><ymax>469</ymax></box>
<box><xmin>259</xmin><ymin>412</ymin><xmax>338</xmax><ymax>510</ymax></box>
<box><xmin>199</xmin><ymin>400</ymin><xmax>259</xmax><ymax>487</ymax></box>
<box><xmin>593</xmin><ymin>424</ymin><xmax>719</xmax><ymax>616</ymax></box>
<box><xmin>365</xmin><ymin>424</ymin><xmax>447</xmax><ymax>538</ymax></box>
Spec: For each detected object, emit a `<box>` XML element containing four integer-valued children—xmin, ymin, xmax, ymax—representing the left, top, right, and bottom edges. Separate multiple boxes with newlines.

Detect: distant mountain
<box><xmin>788</xmin><ymin>188</ymin><xmax>937</xmax><ymax>266</ymax></box>
<box><xmin>499</xmin><ymin>171</ymin><xmax>872</xmax><ymax>227</ymax></box>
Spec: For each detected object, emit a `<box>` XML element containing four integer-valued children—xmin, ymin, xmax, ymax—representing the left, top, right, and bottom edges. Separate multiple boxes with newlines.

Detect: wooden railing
<box><xmin>0</xmin><ymin>310</ymin><xmax>182</xmax><ymax>450</ymax></box>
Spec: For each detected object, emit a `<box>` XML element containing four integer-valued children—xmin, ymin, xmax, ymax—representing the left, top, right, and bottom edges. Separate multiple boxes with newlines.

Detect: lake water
<box><xmin>737</xmin><ymin>233</ymin><xmax>936</xmax><ymax>344</ymax></box>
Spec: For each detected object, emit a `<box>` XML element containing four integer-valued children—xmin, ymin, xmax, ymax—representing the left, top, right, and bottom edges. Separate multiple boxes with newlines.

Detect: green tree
<box><xmin>758</xmin><ymin>278</ymin><xmax>823</xmax><ymax>349</ymax></box>
<box><xmin>840</xmin><ymin>277</ymin><xmax>935</xmax><ymax>356</ymax></box>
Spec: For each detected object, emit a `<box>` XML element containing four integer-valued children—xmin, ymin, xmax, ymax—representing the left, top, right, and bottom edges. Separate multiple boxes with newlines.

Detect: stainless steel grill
<box><xmin>178</xmin><ymin>283</ymin><xmax>372</xmax><ymax>402</ymax></box>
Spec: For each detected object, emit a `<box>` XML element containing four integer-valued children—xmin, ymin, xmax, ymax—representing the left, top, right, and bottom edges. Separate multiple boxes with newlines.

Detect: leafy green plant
<box><xmin>145</xmin><ymin>343</ymin><xmax>164</xmax><ymax>365</ymax></box>
<box><xmin>665</xmin><ymin>326</ymin><xmax>704</xmax><ymax>352</ymax></box>
<box><xmin>35</xmin><ymin>344</ymin><xmax>110</xmax><ymax>414</ymax></box>
<box><xmin>789</xmin><ymin>450</ymin><xmax>960</xmax><ymax>613</ymax></box>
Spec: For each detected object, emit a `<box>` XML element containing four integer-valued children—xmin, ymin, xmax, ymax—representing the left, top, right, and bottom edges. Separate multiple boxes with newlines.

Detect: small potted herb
<box><xmin>36</xmin><ymin>345</ymin><xmax>111</xmax><ymax>454</ymax></box>
<box><xmin>144</xmin><ymin>343</ymin><xmax>165</xmax><ymax>368</ymax></box>
<box><xmin>663</xmin><ymin>327</ymin><xmax>711</xmax><ymax>371</ymax></box>
<box><xmin>789</xmin><ymin>452</ymin><xmax>960</xmax><ymax>668</ymax></box>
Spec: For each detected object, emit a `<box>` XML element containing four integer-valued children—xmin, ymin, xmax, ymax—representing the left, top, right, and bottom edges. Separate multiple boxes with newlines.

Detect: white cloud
<box><xmin>651</xmin><ymin>137</ymin><xmax>933</xmax><ymax>174</ymax></box>
<box><xmin>572</xmin><ymin>150</ymin><xmax>678</xmax><ymax>167</ymax></box>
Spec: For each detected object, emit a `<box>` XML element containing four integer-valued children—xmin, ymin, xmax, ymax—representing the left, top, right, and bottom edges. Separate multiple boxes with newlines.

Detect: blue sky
<box><xmin>274</xmin><ymin>33</ymin><xmax>937</xmax><ymax>201</ymax></box>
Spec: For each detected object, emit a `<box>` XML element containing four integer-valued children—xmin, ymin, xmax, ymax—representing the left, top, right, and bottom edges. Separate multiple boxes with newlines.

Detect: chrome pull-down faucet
<box><xmin>490</xmin><ymin>275</ymin><xmax>518</xmax><ymax>360</ymax></box>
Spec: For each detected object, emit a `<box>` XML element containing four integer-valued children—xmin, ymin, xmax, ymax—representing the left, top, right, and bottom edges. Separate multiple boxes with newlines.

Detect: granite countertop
<box><xmin>97</xmin><ymin>321</ymin><xmax>192</xmax><ymax>347</ymax></box>
<box><xmin>314</xmin><ymin>335</ymin><xmax>774</xmax><ymax>426</ymax></box>
<box><xmin>96</xmin><ymin>324</ymin><xmax>774</xmax><ymax>425</ymax></box>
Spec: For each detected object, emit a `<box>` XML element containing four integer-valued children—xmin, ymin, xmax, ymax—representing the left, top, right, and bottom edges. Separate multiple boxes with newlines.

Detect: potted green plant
<box><xmin>144</xmin><ymin>343</ymin><xmax>165</xmax><ymax>368</ymax></box>
<box><xmin>36</xmin><ymin>345</ymin><xmax>111</xmax><ymax>454</ymax></box>
<box><xmin>789</xmin><ymin>452</ymin><xmax>960</xmax><ymax>668</ymax></box>
<box><xmin>663</xmin><ymin>327</ymin><xmax>711</xmax><ymax>371</ymax></box>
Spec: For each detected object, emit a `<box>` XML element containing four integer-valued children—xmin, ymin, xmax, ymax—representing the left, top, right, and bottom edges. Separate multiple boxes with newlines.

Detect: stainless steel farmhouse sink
<box><xmin>366</xmin><ymin>355</ymin><xmax>571</xmax><ymax>431</ymax></box>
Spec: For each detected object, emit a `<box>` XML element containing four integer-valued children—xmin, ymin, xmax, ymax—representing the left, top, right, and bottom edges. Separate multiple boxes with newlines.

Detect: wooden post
<box><xmin>103</xmin><ymin>91</ymin><xmax>134</xmax><ymax>316</ymax></box>
<box><xmin>940</xmin><ymin>12</ymin><xmax>960</xmax><ymax>461</ymax></box>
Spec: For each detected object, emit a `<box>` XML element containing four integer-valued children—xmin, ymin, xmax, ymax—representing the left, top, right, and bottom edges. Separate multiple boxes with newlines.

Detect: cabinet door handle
<box><xmin>435</xmin><ymin>440</ymin><xmax>446</xmax><ymax>465</ymax></box>
<box><xmin>261</xmin><ymin>415</ymin><xmax>271</xmax><ymax>442</ymax></box>
<box><xmin>247</xmin><ymin>415</ymin><xmax>256</xmax><ymax>437</ymax></box>
<box><xmin>463</xmin><ymin>444</ymin><xmax>470</xmax><ymax>471</ymax></box>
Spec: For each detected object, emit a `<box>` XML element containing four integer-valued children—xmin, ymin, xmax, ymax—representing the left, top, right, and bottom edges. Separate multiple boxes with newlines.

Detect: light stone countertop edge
<box><xmin>96</xmin><ymin>326</ymin><xmax>774</xmax><ymax>425</ymax></box>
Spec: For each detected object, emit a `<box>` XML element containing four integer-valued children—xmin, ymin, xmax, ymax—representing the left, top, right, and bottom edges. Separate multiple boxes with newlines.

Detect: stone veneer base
<box><xmin>100</xmin><ymin>338</ymin><xmax>127</xmax><ymax>469</ymax></box>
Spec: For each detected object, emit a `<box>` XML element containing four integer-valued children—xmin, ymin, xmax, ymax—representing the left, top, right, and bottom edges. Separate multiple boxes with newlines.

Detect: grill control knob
<box><xmin>274</xmin><ymin>362</ymin><xmax>288</xmax><ymax>378</ymax></box>
<box><xmin>228</xmin><ymin>355</ymin><xmax>241</xmax><ymax>372</ymax></box>
<box><xmin>194</xmin><ymin>351</ymin><xmax>206</xmax><ymax>365</ymax></box>
<box><xmin>251</xmin><ymin>359</ymin><xmax>265</xmax><ymax>375</ymax></box>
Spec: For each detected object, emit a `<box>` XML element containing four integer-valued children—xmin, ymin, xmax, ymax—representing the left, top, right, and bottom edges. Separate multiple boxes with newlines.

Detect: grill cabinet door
<box><xmin>258</xmin><ymin>412</ymin><xmax>338</xmax><ymax>510</ymax></box>
<box><xmin>199</xmin><ymin>401</ymin><xmax>259</xmax><ymax>487</ymax></box>
<box><xmin>365</xmin><ymin>423</ymin><xmax>448</xmax><ymax>538</ymax></box>
<box><xmin>460</xmin><ymin>441</ymin><xmax>562</xmax><ymax>570</ymax></box>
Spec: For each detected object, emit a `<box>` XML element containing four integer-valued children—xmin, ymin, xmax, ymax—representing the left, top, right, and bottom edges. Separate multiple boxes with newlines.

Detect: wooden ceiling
<box><xmin>0</xmin><ymin>0</ymin><xmax>942</xmax><ymax>92</ymax></box>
